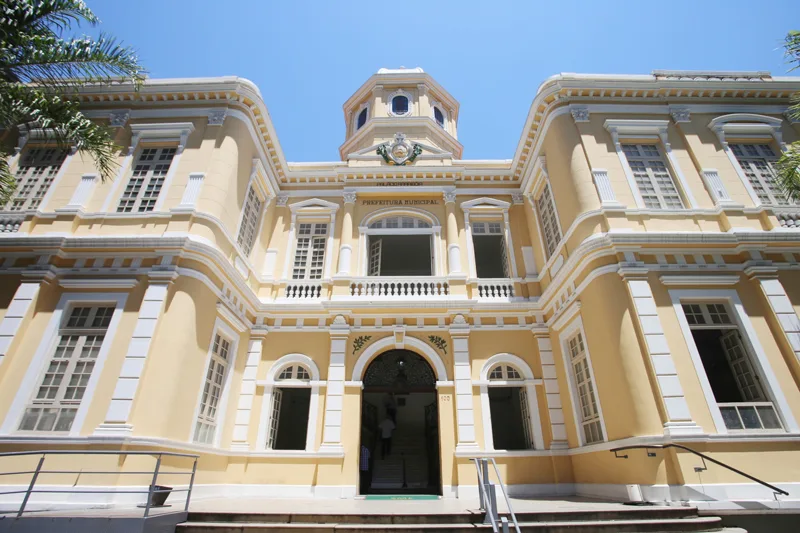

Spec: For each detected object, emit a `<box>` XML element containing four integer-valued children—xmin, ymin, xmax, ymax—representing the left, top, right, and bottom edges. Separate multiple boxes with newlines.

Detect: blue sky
<box><xmin>87</xmin><ymin>0</ymin><xmax>797</xmax><ymax>162</ymax></box>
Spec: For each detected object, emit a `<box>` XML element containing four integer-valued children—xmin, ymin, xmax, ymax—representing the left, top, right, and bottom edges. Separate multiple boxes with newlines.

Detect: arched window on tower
<box><xmin>434</xmin><ymin>107</ymin><xmax>444</xmax><ymax>127</ymax></box>
<box><xmin>268</xmin><ymin>364</ymin><xmax>312</xmax><ymax>450</ymax></box>
<box><xmin>357</xmin><ymin>108</ymin><xmax>368</xmax><ymax>130</ymax></box>
<box><xmin>392</xmin><ymin>95</ymin><xmax>409</xmax><ymax>116</ymax></box>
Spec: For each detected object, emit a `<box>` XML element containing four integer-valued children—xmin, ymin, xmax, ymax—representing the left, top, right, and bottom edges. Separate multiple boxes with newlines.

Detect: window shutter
<box><xmin>518</xmin><ymin>387</ymin><xmax>533</xmax><ymax>449</ymax></box>
<box><xmin>368</xmin><ymin>238</ymin><xmax>382</xmax><ymax>276</ymax></box>
<box><xmin>267</xmin><ymin>388</ymin><xmax>283</xmax><ymax>449</ymax></box>
<box><xmin>719</xmin><ymin>330</ymin><xmax>766</xmax><ymax>402</ymax></box>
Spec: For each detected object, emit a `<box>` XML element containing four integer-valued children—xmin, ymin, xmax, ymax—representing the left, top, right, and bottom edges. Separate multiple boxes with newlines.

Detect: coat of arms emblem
<box><xmin>377</xmin><ymin>133</ymin><xmax>422</xmax><ymax>166</ymax></box>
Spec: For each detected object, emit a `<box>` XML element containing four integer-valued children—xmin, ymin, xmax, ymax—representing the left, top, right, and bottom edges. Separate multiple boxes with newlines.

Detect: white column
<box><xmin>502</xmin><ymin>211</ymin><xmax>518</xmax><ymax>278</ymax></box>
<box><xmin>748</xmin><ymin>269</ymin><xmax>800</xmax><ymax>364</ymax></box>
<box><xmin>621</xmin><ymin>270</ymin><xmax>702</xmax><ymax>436</ymax></box>
<box><xmin>60</xmin><ymin>173</ymin><xmax>98</xmax><ymax>212</ymax></box>
<box><xmin>176</xmin><ymin>172</ymin><xmax>205</xmax><ymax>209</ymax></box>
<box><xmin>281</xmin><ymin>214</ymin><xmax>296</xmax><ymax>280</ymax></box>
<box><xmin>323</xmin><ymin>212</ymin><xmax>336</xmax><ymax>279</ymax></box>
<box><xmin>95</xmin><ymin>273</ymin><xmax>175</xmax><ymax>435</ymax></box>
<box><xmin>450</xmin><ymin>315</ymin><xmax>478</xmax><ymax>452</ymax></box>
<box><xmin>534</xmin><ymin>333</ymin><xmax>568</xmax><ymax>449</ymax></box>
<box><xmin>320</xmin><ymin>315</ymin><xmax>349</xmax><ymax>451</ymax></box>
<box><xmin>0</xmin><ymin>274</ymin><xmax>52</xmax><ymax>367</ymax></box>
<box><xmin>230</xmin><ymin>335</ymin><xmax>264</xmax><ymax>450</ymax></box>
<box><xmin>337</xmin><ymin>192</ymin><xmax>356</xmax><ymax>275</ymax></box>
<box><xmin>444</xmin><ymin>191</ymin><xmax>462</xmax><ymax>274</ymax></box>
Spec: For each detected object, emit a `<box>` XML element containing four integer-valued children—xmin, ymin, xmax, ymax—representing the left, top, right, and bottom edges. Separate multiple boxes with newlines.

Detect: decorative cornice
<box><xmin>570</xmin><ymin>106</ymin><xmax>590</xmax><ymax>123</ymax></box>
<box><xmin>343</xmin><ymin>192</ymin><xmax>357</xmax><ymax>204</ymax></box>
<box><xmin>58</xmin><ymin>278</ymin><xmax>138</xmax><ymax>289</ymax></box>
<box><xmin>207</xmin><ymin>108</ymin><xmax>228</xmax><ymax>126</ymax></box>
<box><xmin>659</xmin><ymin>274</ymin><xmax>740</xmax><ymax>286</ymax></box>
<box><xmin>108</xmin><ymin>109</ymin><xmax>130</xmax><ymax>128</ymax></box>
<box><xmin>276</xmin><ymin>194</ymin><xmax>289</xmax><ymax>207</ymax></box>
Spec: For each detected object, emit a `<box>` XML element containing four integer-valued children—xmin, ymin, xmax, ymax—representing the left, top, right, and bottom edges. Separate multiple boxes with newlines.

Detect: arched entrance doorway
<box><xmin>360</xmin><ymin>349</ymin><xmax>440</xmax><ymax>496</ymax></box>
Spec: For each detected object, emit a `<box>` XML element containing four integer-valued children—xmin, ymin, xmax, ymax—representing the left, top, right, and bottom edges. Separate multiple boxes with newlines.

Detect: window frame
<box><xmin>190</xmin><ymin>318</ymin><xmax>239</xmax><ymax>447</ymax></box>
<box><xmin>256</xmin><ymin>353</ymin><xmax>322</xmax><ymax>452</ymax></box>
<box><xmin>477</xmin><ymin>353</ymin><xmax>545</xmax><ymax>452</ymax></box>
<box><xmin>359</xmin><ymin>208</ymin><xmax>442</xmax><ymax>276</ymax></box>
<box><xmin>470</xmin><ymin>220</ymin><xmax>511</xmax><ymax>279</ymax></box>
<box><xmin>670</xmin><ymin>290</ymin><xmax>798</xmax><ymax>435</ymax></box>
<box><xmin>5</xmin><ymin>146</ymin><xmax>68</xmax><ymax>212</ymax></box>
<box><xmin>236</xmin><ymin>182</ymin><xmax>267</xmax><ymax>257</ymax></box>
<box><xmin>116</xmin><ymin>146</ymin><xmax>178</xmax><ymax>213</ymax></box>
<box><xmin>535</xmin><ymin>182</ymin><xmax>562</xmax><ymax>260</ymax></box>
<box><xmin>728</xmin><ymin>143</ymin><xmax>789</xmax><ymax>206</ymax></box>
<box><xmin>559</xmin><ymin>317</ymin><xmax>606</xmax><ymax>446</ymax></box>
<box><xmin>0</xmin><ymin>293</ymin><xmax>128</xmax><ymax>437</ymax></box>
<box><xmin>620</xmin><ymin>143</ymin><xmax>685</xmax><ymax>210</ymax></box>
<box><xmin>386</xmin><ymin>89</ymin><xmax>413</xmax><ymax>118</ymax></box>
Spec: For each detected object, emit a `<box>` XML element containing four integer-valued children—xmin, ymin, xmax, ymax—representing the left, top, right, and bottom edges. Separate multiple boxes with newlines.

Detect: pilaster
<box><xmin>0</xmin><ymin>271</ymin><xmax>54</xmax><ymax>367</ymax></box>
<box><xmin>320</xmin><ymin>315</ymin><xmax>349</xmax><ymax>452</ymax></box>
<box><xmin>230</xmin><ymin>332</ymin><xmax>266</xmax><ymax>450</ymax></box>
<box><xmin>746</xmin><ymin>267</ymin><xmax>800</xmax><ymax>365</ymax></box>
<box><xmin>450</xmin><ymin>315</ymin><xmax>478</xmax><ymax>452</ymax></box>
<box><xmin>620</xmin><ymin>268</ymin><xmax>702</xmax><ymax>436</ymax></box>
<box><xmin>533</xmin><ymin>332</ymin><xmax>568</xmax><ymax>449</ymax></box>
<box><xmin>95</xmin><ymin>272</ymin><xmax>177</xmax><ymax>436</ymax></box>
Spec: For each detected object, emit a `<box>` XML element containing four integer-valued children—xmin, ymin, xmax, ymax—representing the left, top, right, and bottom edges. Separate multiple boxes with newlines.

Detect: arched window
<box><xmin>434</xmin><ymin>107</ymin><xmax>444</xmax><ymax>127</ymax></box>
<box><xmin>357</xmin><ymin>108</ymin><xmax>368</xmax><ymax>130</ymax></box>
<box><xmin>362</xmin><ymin>213</ymin><xmax>437</xmax><ymax>276</ymax></box>
<box><xmin>480</xmin><ymin>355</ymin><xmax>544</xmax><ymax>451</ymax></box>
<box><xmin>392</xmin><ymin>95</ymin><xmax>409</xmax><ymax>116</ymax></box>
<box><xmin>260</xmin><ymin>356</ymin><xmax>320</xmax><ymax>452</ymax></box>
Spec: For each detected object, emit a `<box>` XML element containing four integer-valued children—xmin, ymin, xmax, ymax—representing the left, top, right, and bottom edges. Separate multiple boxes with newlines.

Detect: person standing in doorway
<box><xmin>359</xmin><ymin>443</ymin><xmax>371</xmax><ymax>494</ymax></box>
<box><xmin>378</xmin><ymin>415</ymin><xmax>396</xmax><ymax>458</ymax></box>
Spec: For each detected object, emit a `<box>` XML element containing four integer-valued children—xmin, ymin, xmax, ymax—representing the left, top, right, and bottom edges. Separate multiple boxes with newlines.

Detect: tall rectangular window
<box><xmin>566</xmin><ymin>331</ymin><xmax>603</xmax><ymax>444</ymax></box>
<box><xmin>681</xmin><ymin>302</ymin><xmax>783</xmax><ymax>432</ymax></box>
<box><xmin>117</xmin><ymin>147</ymin><xmax>176</xmax><ymax>213</ymax></box>
<box><xmin>730</xmin><ymin>144</ymin><xmax>787</xmax><ymax>205</ymax></box>
<box><xmin>237</xmin><ymin>186</ymin><xmax>264</xmax><ymax>256</ymax></box>
<box><xmin>7</xmin><ymin>148</ymin><xmax>66</xmax><ymax>211</ymax></box>
<box><xmin>194</xmin><ymin>333</ymin><xmax>231</xmax><ymax>444</ymax></box>
<box><xmin>292</xmin><ymin>223</ymin><xmax>327</xmax><ymax>279</ymax></box>
<box><xmin>536</xmin><ymin>183</ymin><xmax>561</xmax><ymax>259</ymax></box>
<box><xmin>19</xmin><ymin>305</ymin><xmax>114</xmax><ymax>432</ymax></box>
<box><xmin>471</xmin><ymin>221</ymin><xmax>509</xmax><ymax>278</ymax></box>
<box><xmin>622</xmin><ymin>144</ymin><xmax>683</xmax><ymax>209</ymax></box>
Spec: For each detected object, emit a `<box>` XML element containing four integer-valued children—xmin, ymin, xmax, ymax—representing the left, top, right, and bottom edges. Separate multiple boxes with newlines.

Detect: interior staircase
<box><xmin>177</xmin><ymin>507</ymin><xmax>744</xmax><ymax>532</ymax></box>
<box><xmin>371</xmin><ymin>424</ymin><xmax>428</xmax><ymax>490</ymax></box>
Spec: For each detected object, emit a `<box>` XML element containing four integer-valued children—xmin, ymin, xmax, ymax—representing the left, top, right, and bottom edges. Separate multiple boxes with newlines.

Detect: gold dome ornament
<box><xmin>377</xmin><ymin>133</ymin><xmax>423</xmax><ymax>165</ymax></box>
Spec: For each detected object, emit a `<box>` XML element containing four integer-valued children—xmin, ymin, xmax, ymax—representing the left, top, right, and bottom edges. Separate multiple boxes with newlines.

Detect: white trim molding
<box><xmin>533</xmin><ymin>334</ymin><xmax>568</xmax><ymax>449</ymax></box>
<box><xmin>230</xmin><ymin>335</ymin><xmax>265</xmax><ymax>450</ymax></box>
<box><xmin>0</xmin><ymin>278</ymin><xmax>50</xmax><ymax>367</ymax></box>
<box><xmin>746</xmin><ymin>270</ymin><xmax>800</xmax><ymax>366</ymax></box>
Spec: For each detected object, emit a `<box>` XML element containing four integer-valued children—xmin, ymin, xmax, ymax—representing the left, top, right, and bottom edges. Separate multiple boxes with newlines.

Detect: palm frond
<box><xmin>0</xmin><ymin>0</ymin><xmax>97</xmax><ymax>41</ymax></box>
<box><xmin>4</xmin><ymin>33</ymin><xmax>145</xmax><ymax>88</ymax></box>
<box><xmin>776</xmin><ymin>142</ymin><xmax>800</xmax><ymax>202</ymax></box>
<box><xmin>0</xmin><ymin>150</ymin><xmax>17</xmax><ymax>205</ymax></box>
<box><xmin>785</xmin><ymin>30</ymin><xmax>800</xmax><ymax>71</ymax></box>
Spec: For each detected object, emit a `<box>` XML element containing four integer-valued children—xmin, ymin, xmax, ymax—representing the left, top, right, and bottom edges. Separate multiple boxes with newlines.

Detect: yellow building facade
<box><xmin>0</xmin><ymin>68</ymin><xmax>799</xmax><ymax>509</ymax></box>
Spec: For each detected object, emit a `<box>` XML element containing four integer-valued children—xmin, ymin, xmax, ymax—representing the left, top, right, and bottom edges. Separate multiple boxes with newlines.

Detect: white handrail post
<box><xmin>144</xmin><ymin>454</ymin><xmax>162</xmax><ymax>518</ymax></box>
<box><xmin>18</xmin><ymin>454</ymin><xmax>45</xmax><ymax>518</ymax></box>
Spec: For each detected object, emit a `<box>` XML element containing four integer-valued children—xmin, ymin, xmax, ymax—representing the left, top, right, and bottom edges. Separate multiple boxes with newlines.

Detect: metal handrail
<box><xmin>610</xmin><ymin>443</ymin><xmax>789</xmax><ymax>497</ymax></box>
<box><xmin>0</xmin><ymin>449</ymin><xmax>199</xmax><ymax>518</ymax></box>
<box><xmin>470</xmin><ymin>458</ymin><xmax>521</xmax><ymax>533</ymax></box>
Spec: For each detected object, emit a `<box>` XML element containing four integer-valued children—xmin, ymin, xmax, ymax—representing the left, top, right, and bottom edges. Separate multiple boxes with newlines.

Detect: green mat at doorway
<box><xmin>364</xmin><ymin>494</ymin><xmax>440</xmax><ymax>500</ymax></box>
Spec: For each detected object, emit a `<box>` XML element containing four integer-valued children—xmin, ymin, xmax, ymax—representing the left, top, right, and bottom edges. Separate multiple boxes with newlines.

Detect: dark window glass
<box><xmin>434</xmin><ymin>107</ymin><xmax>444</xmax><ymax>126</ymax></box>
<box><xmin>392</xmin><ymin>95</ymin><xmax>409</xmax><ymax>115</ymax></box>
<box><xmin>357</xmin><ymin>108</ymin><xmax>367</xmax><ymax>129</ymax></box>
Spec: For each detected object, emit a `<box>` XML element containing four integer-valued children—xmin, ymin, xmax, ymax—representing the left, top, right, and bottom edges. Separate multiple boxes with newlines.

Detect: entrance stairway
<box><xmin>372</xmin><ymin>424</ymin><xmax>428</xmax><ymax>490</ymax></box>
<box><xmin>177</xmin><ymin>507</ymin><xmax>742</xmax><ymax>532</ymax></box>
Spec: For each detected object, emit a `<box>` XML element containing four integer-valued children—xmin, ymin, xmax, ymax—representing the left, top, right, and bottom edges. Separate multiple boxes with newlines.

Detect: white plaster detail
<box><xmin>0</xmin><ymin>282</ymin><xmax>44</xmax><ymax>367</ymax></box>
<box><xmin>177</xmin><ymin>172</ymin><xmax>205</xmax><ymax>209</ymax></box>
<box><xmin>700</xmin><ymin>169</ymin><xmax>732</xmax><ymax>204</ymax></box>
<box><xmin>591</xmin><ymin>169</ymin><xmax>621</xmax><ymax>206</ymax></box>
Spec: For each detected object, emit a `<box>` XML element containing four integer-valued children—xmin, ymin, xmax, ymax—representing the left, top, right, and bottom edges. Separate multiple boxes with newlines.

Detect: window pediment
<box><xmin>461</xmin><ymin>197</ymin><xmax>511</xmax><ymax>213</ymax></box>
<box><xmin>708</xmin><ymin>114</ymin><xmax>785</xmax><ymax>144</ymax></box>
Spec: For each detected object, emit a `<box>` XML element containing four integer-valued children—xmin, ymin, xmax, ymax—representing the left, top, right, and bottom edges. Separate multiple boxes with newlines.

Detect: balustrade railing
<box><xmin>0</xmin><ymin>214</ymin><xmax>24</xmax><ymax>233</ymax></box>
<box><xmin>349</xmin><ymin>277</ymin><xmax>449</xmax><ymax>297</ymax></box>
<box><xmin>284</xmin><ymin>281</ymin><xmax>324</xmax><ymax>299</ymax></box>
<box><xmin>476</xmin><ymin>279</ymin><xmax>515</xmax><ymax>299</ymax></box>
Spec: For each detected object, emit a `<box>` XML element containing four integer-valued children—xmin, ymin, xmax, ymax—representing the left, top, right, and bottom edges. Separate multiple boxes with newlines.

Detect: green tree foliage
<box><xmin>776</xmin><ymin>31</ymin><xmax>800</xmax><ymax>201</ymax></box>
<box><xmin>0</xmin><ymin>0</ymin><xmax>144</xmax><ymax>203</ymax></box>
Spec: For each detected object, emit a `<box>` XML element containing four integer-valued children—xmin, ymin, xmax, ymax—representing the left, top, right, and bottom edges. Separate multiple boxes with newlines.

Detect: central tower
<box><xmin>339</xmin><ymin>67</ymin><xmax>463</xmax><ymax>165</ymax></box>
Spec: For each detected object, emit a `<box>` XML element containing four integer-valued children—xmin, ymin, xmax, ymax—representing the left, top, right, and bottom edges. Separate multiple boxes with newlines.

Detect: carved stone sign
<box><xmin>361</xmin><ymin>199</ymin><xmax>439</xmax><ymax>206</ymax></box>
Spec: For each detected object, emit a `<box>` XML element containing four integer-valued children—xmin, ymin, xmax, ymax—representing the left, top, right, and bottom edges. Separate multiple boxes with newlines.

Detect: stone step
<box><xmin>185</xmin><ymin>507</ymin><xmax>700</xmax><ymax>525</ymax></box>
<box><xmin>178</xmin><ymin>516</ymin><xmax>724</xmax><ymax>533</ymax></box>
